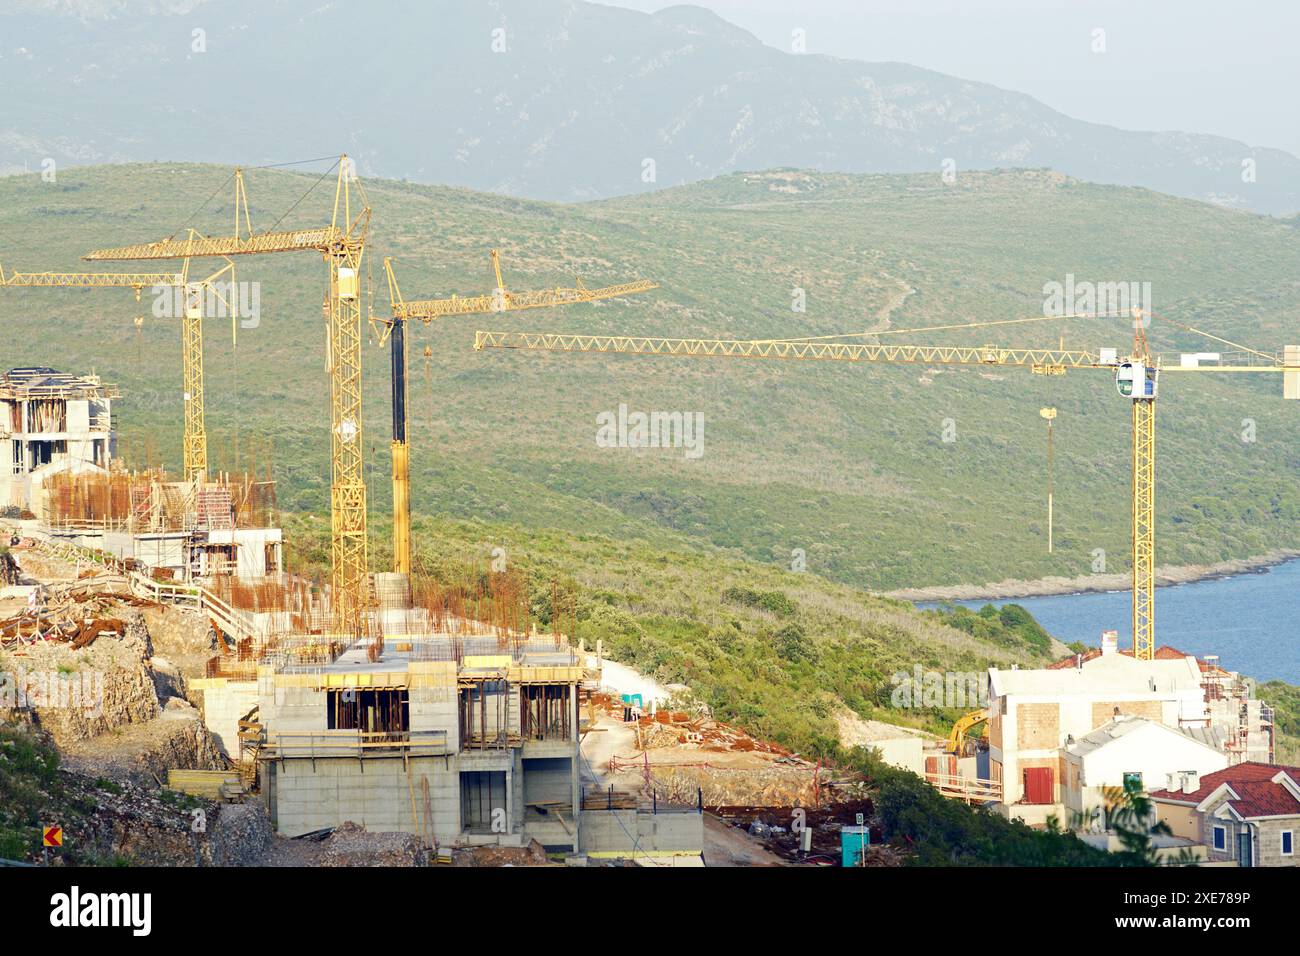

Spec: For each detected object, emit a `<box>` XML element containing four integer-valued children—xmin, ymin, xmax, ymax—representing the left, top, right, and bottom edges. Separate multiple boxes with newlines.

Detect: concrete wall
<box><xmin>868</xmin><ymin>736</ymin><xmax>924</xmax><ymax>775</ymax></box>
<box><xmin>135</xmin><ymin>535</ymin><xmax>187</xmax><ymax>572</ymax></box>
<box><xmin>196</xmin><ymin>679</ymin><xmax>259</xmax><ymax>757</ymax></box>
<box><xmin>522</xmin><ymin>757</ymin><xmax>573</xmax><ymax>807</ymax></box>
<box><xmin>269</xmin><ymin>755</ymin><xmax>459</xmax><ymax>841</ymax></box>
<box><xmin>456</xmin><ymin>750</ymin><xmax>513</xmax><ymax>835</ymax></box>
<box><xmin>206</xmin><ymin>527</ymin><xmax>282</xmax><ymax>576</ymax></box>
<box><xmin>579</xmin><ymin>808</ymin><xmax>703</xmax><ymax>859</ymax></box>
<box><xmin>260</xmin><ymin>681</ymin><xmax>327</xmax><ymax>732</ymax></box>
<box><xmin>408</xmin><ymin>676</ymin><xmax>458</xmax><ymax>745</ymax></box>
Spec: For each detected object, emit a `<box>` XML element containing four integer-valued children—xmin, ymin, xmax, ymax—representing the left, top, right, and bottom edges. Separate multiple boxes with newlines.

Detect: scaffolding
<box><xmin>43</xmin><ymin>467</ymin><xmax>277</xmax><ymax>532</ymax></box>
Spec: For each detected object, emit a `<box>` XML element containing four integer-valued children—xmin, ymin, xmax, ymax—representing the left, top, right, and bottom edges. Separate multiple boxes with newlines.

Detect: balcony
<box><xmin>259</xmin><ymin>729</ymin><xmax>449</xmax><ymax>760</ymax></box>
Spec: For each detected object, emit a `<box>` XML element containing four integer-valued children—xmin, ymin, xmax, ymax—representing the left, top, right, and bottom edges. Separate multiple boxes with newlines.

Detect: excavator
<box><xmin>945</xmin><ymin>709</ymin><xmax>988</xmax><ymax>756</ymax></box>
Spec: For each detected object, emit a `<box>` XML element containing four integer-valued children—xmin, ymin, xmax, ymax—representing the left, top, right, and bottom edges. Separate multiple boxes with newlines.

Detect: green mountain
<box><xmin>1</xmin><ymin>162</ymin><xmax>1299</xmax><ymax>597</ymax></box>
<box><xmin>2</xmin><ymin>0</ymin><xmax>1298</xmax><ymax>214</ymax></box>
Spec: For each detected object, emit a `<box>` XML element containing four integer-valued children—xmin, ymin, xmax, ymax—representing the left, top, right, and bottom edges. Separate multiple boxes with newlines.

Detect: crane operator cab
<box><xmin>1116</xmin><ymin>361</ymin><xmax>1158</xmax><ymax>399</ymax></box>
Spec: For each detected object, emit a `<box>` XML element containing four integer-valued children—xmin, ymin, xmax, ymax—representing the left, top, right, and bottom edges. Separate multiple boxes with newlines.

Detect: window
<box><xmin>327</xmin><ymin>688</ymin><xmax>409</xmax><ymax>734</ymax></box>
<box><xmin>1283</xmin><ymin>831</ymin><xmax>1294</xmax><ymax>856</ymax></box>
<box><xmin>1122</xmin><ymin>771</ymin><xmax>1143</xmax><ymax>793</ymax></box>
<box><xmin>1213</xmin><ymin>825</ymin><xmax>1226</xmax><ymax>851</ymax></box>
<box><xmin>460</xmin><ymin>770</ymin><xmax>507</xmax><ymax>832</ymax></box>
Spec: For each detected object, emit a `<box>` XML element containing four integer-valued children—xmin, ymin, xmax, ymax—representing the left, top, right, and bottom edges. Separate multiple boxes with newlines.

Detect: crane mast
<box><xmin>82</xmin><ymin>159</ymin><xmax>372</xmax><ymax>631</ymax></box>
<box><xmin>0</xmin><ymin>259</ymin><xmax>236</xmax><ymax>481</ymax></box>
<box><xmin>383</xmin><ymin>254</ymin><xmax>656</xmax><ymax>574</ymax></box>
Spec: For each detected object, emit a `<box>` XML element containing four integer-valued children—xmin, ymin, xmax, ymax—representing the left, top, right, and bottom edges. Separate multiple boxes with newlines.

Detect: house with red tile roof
<box><xmin>1148</xmin><ymin>762</ymin><xmax>1300</xmax><ymax>867</ymax></box>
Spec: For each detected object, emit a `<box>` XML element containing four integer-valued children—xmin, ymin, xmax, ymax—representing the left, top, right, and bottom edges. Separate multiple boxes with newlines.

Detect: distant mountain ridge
<box><xmin>1</xmin><ymin>0</ymin><xmax>1297</xmax><ymax>214</ymax></box>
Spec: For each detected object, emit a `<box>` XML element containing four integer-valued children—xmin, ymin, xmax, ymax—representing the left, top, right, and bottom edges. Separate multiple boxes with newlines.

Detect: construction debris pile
<box><xmin>0</xmin><ymin>579</ymin><xmax>161</xmax><ymax>652</ymax></box>
<box><xmin>716</xmin><ymin>800</ymin><xmax>906</xmax><ymax>866</ymax></box>
<box><xmin>452</xmin><ymin>840</ymin><xmax>551</xmax><ymax>867</ymax></box>
<box><xmin>589</xmin><ymin>693</ymin><xmax>870</xmax><ymax>809</ymax></box>
<box><xmin>317</xmin><ymin>822</ymin><xmax>429</xmax><ymax>868</ymax></box>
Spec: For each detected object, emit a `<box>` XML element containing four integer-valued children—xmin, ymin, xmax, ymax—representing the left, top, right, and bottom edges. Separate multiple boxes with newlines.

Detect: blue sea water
<box><xmin>918</xmin><ymin>559</ymin><xmax>1300</xmax><ymax>683</ymax></box>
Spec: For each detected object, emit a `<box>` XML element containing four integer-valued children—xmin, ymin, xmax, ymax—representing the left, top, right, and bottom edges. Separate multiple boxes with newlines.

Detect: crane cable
<box><xmin>1137</xmin><ymin>308</ymin><xmax>1277</xmax><ymax>363</ymax></box>
<box><xmin>752</xmin><ymin>311</ymin><xmax>1130</xmax><ymax>345</ymax></box>
<box><xmin>263</xmin><ymin>158</ymin><xmax>343</xmax><ymax>235</ymax></box>
<box><xmin>162</xmin><ymin>155</ymin><xmax>347</xmax><ymax>244</ymax></box>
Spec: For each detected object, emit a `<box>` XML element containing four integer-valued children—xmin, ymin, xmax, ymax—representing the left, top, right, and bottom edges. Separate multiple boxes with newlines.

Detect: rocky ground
<box><xmin>1</xmin><ymin>543</ymin><xmax>242</xmax><ymax>863</ymax></box>
<box><xmin>0</xmin><ymin>542</ymin><xmax>472</xmax><ymax>867</ymax></box>
<box><xmin>581</xmin><ymin>689</ymin><xmax>883</xmax><ymax>866</ymax></box>
<box><xmin>2</xmin><ymin>600</ymin><xmax>227</xmax><ymax>788</ymax></box>
<box><xmin>1</xmin><ymin>751</ymin><xmax>275</xmax><ymax>867</ymax></box>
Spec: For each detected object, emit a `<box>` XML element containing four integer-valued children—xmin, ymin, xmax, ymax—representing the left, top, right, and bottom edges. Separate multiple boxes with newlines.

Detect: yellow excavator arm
<box><xmin>946</xmin><ymin>709</ymin><xmax>989</xmax><ymax>755</ymax></box>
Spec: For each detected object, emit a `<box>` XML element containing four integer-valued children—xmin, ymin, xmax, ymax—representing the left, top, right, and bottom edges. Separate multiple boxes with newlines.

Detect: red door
<box><xmin>1023</xmin><ymin>766</ymin><xmax>1054</xmax><ymax>804</ymax></box>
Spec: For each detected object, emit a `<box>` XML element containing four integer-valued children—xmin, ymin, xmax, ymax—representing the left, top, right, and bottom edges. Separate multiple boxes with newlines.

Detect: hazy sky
<box><xmin>606</xmin><ymin>0</ymin><xmax>1300</xmax><ymax>157</ymax></box>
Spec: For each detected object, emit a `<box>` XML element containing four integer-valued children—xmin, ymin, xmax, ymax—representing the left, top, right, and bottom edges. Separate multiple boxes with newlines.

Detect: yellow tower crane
<box><xmin>382</xmin><ymin>252</ymin><xmax>656</xmax><ymax>574</ymax></box>
<box><xmin>474</xmin><ymin>319</ymin><xmax>1300</xmax><ymax>660</ymax></box>
<box><xmin>80</xmin><ymin>158</ymin><xmax>372</xmax><ymax>630</ymax></box>
<box><xmin>0</xmin><ymin>259</ymin><xmax>237</xmax><ymax>481</ymax></box>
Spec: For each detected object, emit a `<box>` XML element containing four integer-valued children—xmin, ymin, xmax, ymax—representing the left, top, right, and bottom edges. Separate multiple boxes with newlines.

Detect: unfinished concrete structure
<box><xmin>194</xmin><ymin>597</ymin><xmax>704</xmax><ymax>861</ymax></box>
<box><xmin>44</xmin><ymin>469</ymin><xmax>283</xmax><ymax>581</ymax></box>
<box><xmin>0</xmin><ymin>364</ymin><xmax>284</xmax><ymax>582</ymax></box>
<box><xmin>0</xmin><ymin>366</ymin><xmax>118</xmax><ymax>513</ymax></box>
<box><xmin>1199</xmin><ymin>654</ymin><xmax>1275</xmax><ymax>765</ymax></box>
<box><xmin>1049</xmin><ymin>643</ymin><xmax>1274</xmax><ymax>764</ymax></box>
<box><xmin>987</xmin><ymin>645</ymin><xmax>1208</xmax><ymax>823</ymax></box>
<box><xmin>253</xmin><ymin>630</ymin><xmax>585</xmax><ymax>851</ymax></box>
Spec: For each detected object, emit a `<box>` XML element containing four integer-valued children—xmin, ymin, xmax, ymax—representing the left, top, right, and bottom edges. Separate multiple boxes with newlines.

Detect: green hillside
<box><xmin>284</xmin><ymin>511</ymin><xmax>1058</xmax><ymax>753</ymax></box>
<box><xmin>2</xmin><ymin>163</ymin><xmax>1299</xmax><ymax>593</ymax></box>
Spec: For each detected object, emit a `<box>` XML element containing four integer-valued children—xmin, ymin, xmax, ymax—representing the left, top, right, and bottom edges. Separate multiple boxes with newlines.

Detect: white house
<box><xmin>1061</xmin><ymin>716</ymin><xmax>1229</xmax><ymax>826</ymax></box>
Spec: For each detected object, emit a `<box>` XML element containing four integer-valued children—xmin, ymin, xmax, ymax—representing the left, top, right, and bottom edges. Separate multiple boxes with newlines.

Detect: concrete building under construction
<box><xmin>1</xmin><ymin>364</ymin><xmax>284</xmax><ymax>582</ymax></box>
<box><xmin>983</xmin><ymin>635</ymin><xmax>1277</xmax><ymax>826</ymax></box>
<box><xmin>193</xmin><ymin>584</ymin><xmax>702</xmax><ymax>859</ymax></box>
<box><xmin>0</xmin><ymin>366</ymin><xmax>118</xmax><ymax>513</ymax></box>
<box><xmin>43</xmin><ymin>468</ymin><xmax>283</xmax><ymax>580</ymax></box>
